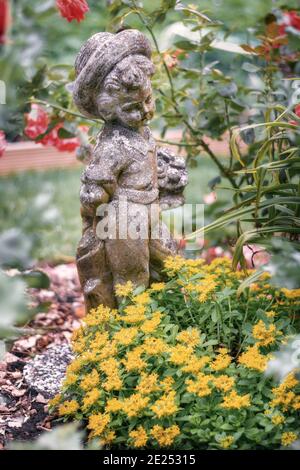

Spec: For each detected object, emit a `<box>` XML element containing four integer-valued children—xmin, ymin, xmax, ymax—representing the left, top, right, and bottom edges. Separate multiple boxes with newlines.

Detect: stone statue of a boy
<box><xmin>73</xmin><ymin>29</ymin><xmax>187</xmax><ymax>311</ymax></box>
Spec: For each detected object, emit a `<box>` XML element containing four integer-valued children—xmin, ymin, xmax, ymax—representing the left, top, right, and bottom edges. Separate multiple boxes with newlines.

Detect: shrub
<box><xmin>51</xmin><ymin>257</ymin><xmax>300</xmax><ymax>449</ymax></box>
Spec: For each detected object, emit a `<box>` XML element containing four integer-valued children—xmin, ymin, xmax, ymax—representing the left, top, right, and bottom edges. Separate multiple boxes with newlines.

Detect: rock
<box><xmin>23</xmin><ymin>344</ymin><xmax>74</xmax><ymax>398</ymax></box>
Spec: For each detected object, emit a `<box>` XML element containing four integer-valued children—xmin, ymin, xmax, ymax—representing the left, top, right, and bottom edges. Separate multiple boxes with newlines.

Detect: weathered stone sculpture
<box><xmin>73</xmin><ymin>29</ymin><xmax>188</xmax><ymax>311</ymax></box>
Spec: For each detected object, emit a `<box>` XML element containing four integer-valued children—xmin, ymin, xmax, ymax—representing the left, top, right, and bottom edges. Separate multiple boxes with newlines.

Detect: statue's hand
<box><xmin>157</xmin><ymin>147</ymin><xmax>188</xmax><ymax>210</ymax></box>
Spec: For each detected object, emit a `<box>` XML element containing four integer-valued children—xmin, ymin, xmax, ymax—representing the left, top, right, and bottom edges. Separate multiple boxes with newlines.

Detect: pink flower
<box><xmin>0</xmin><ymin>130</ymin><xmax>7</xmax><ymax>157</ymax></box>
<box><xmin>203</xmin><ymin>191</ymin><xmax>217</xmax><ymax>204</ymax></box>
<box><xmin>56</xmin><ymin>0</ymin><xmax>89</xmax><ymax>23</ymax></box>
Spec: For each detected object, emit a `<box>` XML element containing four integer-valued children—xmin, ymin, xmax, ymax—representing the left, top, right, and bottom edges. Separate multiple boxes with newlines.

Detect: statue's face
<box><xmin>114</xmin><ymin>80</ymin><xmax>155</xmax><ymax>129</ymax></box>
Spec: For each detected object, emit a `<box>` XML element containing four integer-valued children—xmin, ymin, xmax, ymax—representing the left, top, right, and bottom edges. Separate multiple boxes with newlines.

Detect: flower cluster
<box><xmin>24</xmin><ymin>104</ymin><xmax>84</xmax><ymax>152</ymax></box>
<box><xmin>56</xmin><ymin>0</ymin><xmax>89</xmax><ymax>23</ymax></box>
<box><xmin>51</xmin><ymin>257</ymin><xmax>300</xmax><ymax>450</ymax></box>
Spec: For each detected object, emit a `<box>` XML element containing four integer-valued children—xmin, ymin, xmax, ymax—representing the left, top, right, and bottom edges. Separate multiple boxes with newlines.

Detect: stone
<box><xmin>73</xmin><ymin>29</ymin><xmax>188</xmax><ymax>312</ymax></box>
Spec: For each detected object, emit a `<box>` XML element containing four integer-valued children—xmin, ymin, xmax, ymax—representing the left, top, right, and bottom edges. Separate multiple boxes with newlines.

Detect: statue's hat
<box><xmin>73</xmin><ymin>29</ymin><xmax>152</xmax><ymax>118</ymax></box>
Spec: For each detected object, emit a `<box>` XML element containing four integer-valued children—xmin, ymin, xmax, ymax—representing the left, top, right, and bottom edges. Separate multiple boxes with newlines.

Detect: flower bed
<box><xmin>51</xmin><ymin>257</ymin><xmax>300</xmax><ymax>449</ymax></box>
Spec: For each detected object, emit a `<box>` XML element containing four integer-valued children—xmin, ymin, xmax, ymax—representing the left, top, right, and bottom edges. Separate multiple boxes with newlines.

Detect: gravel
<box><xmin>23</xmin><ymin>343</ymin><xmax>74</xmax><ymax>398</ymax></box>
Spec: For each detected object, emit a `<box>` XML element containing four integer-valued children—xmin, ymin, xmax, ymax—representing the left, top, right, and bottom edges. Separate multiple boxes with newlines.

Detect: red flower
<box><xmin>24</xmin><ymin>104</ymin><xmax>49</xmax><ymax>139</ymax></box>
<box><xmin>24</xmin><ymin>104</ymin><xmax>81</xmax><ymax>152</ymax></box>
<box><xmin>287</xmin><ymin>10</ymin><xmax>300</xmax><ymax>30</ymax></box>
<box><xmin>295</xmin><ymin>104</ymin><xmax>300</xmax><ymax>117</ymax></box>
<box><xmin>0</xmin><ymin>130</ymin><xmax>7</xmax><ymax>157</ymax></box>
<box><xmin>0</xmin><ymin>0</ymin><xmax>11</xmax><ymax>45</ymax></box>
<box><xmin>56</xmin><ymin>0</ymin><xmax>89</xmax><ymax>23</ymax></box>
<box><xmin>280</xmin><ymin>10</ymin><xmax>300</xmax><ymax>35</ymax></box>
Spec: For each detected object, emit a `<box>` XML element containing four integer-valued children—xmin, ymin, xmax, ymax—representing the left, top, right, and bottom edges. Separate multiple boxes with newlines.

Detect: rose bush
<box><xmin>51</xmin><ymin>257</ymin><xmax>300</xmax><ymax>449</ymax></box>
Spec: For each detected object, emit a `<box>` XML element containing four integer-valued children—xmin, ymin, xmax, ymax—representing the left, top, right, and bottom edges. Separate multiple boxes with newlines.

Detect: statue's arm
<box><xmin>79</xmin><ymin>144</ymin><xmax>124</xmax><ymax>217</ymax></box>
<box><xmin>156</xmin><ymin>147</ymin><xmax>188</xmax><ymax>210</ymax></box>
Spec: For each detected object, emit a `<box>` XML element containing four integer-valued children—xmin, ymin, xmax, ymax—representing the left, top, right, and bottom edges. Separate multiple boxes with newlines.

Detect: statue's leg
<box><xmin>149</xmin><ymin>220</ymin><xmax>178</xmax><ymax>281</ymax></box>
<box><xmin>76</xmin><ymin>217</ymin><xmax>116</xmax><ymax>312</ymax></box>
<box><xmin>104</xmin><ymin>201</ymin><xmax>150</xmax><ymax>299</ymax></box>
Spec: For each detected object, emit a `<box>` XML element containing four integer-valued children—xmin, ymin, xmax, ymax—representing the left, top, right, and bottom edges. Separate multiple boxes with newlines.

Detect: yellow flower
<box><xmin>115</xmin><ymin>281</ymin><xmax>133</xmax><ymax>297</ymax></box>
<box><xmin>129</xmin><ymin>426</ymin><xmax>148</xmax><ymax>448</ymax></box>
<box><xmin>103</xmin><ymin>372</ymin><xmax>123</xmax><ymax>392</ymax></box>
<box><xmin>164</xmin><ymin>256</ymin><xmax>186</xmax><ymax>275</ymax></box>
<box><xmin>122</xmin><ymin>305</ymin><xmax>146</xmax><ymax>323</ymax></box>
<box><xmin>122</xmin><ymin>347</ymin><xmax>147</xmax><ymax>372</ymax></box>
<box><xmin>150</xmin><ymin>425</ymin><xmax>180</xmax><ymax>447</ymax></box>
<box><xmin>213</xmin><ymin>375</ymin><xmax>235</xmax><ymax>392</ymax></box>
<box><xmin>72</xmin><ymin>337</ymin><xmax>86</xmax><ymax>353</ymax></box>
<box><xmin>176</xmin><ymin>328</ymin><xmax>201</xmax><ymax>348</ymax></box>
<box><xmin>49</xmin><ymin>394</ymin><xmax>61</xmax><ymax>408</ymax></box>
<box><xmin>270</xmin><ymin>372</ymin><xmax>299</xmax><ymax>410</ymax></box>
<box><xmin>134</xmin><ymin>292</ymin><xmax>151</xmax><ymax>305</ymax></box>
<box><xmin>160</xmin><ymin>376</ymin><xmax>175</xmax><ymax>392</ymax></box>
<box><xmin>100</xmin><ymin>431</ymin><xmax>116</xmax><ymax>446</ymax></box>
<box><xmin>168</xmin><ymin>344</ymin><xmax>194</xmax><ymax>365</ymax></box>
<box><xmin>80</xmin><ymin>369</ymin><xmax>100</xmax><ymax>391</ymax></box>
<box><xmin>122</xmin><ymin>393</ymin><xmax>150</xmax><ymax>418</ymax></box>
<box><xmin>181</xmin><ymin>355</ymin><xmax>210</xmax><ymax>374</ymax></box>
<box><xmin>281</xmin><ymin>432</ymin><xmax>298</xmax><ymax>447</ymax></box>
<box><xmin>141</xmin><ymin>311</ymin><xmax>162</xmax><ymax>333</ymax></box>
<box><xmin>85</xmin><ymin>305</ymin><xmax>116</xmax><ymax>326</ymax></box>
<box><xmin>58</xmin><ymin>399</ymin><xmax>79</xmax><ymax>416</ymax></box>
<box><xmin>220</xmin><ymin>436</ymin><xmax>234</xmax><ymax>449</ymax></box>
<box><xmin>221</xmin><ymin>390</ymin><xmax>251</xmax><ymax>409</ymax></box>
<box><xmin>292</xmin><ymin>396</ymin><xmax>300</xmax><ymax>410</ymax></box>
<box><xmin>150</xmin><ymin>282</ymin><xmax>165</xmax><ymax>292</ymax></box>
<box><xmin>211</xmin><ymin>349</ymin><xmax>232</xmax><ymax>371</ymax></box>
<box><xmin>114</xmin><ymin>327</ymin><xmax>138</xmax><ymax>346</ymax></box>
<box><xmin>142</xmin><ymin>337</ymin><xmax>168</xmax><ymax>355</ymax></box>
<box><xmin>266</xmin><ymin>310</ymin><xmax>276</xmax><ymax>319</ymax></box>
<box><xmin>87</xmin><ymin>413</ymin><xmax>110</xmax><ymax>438</ymax></box>
<box><xmin>98</xmin><ymin>340</ymin><xmax>118</xmax><ymax>360</ymax></box>
<box><xmin>252</xmin><ymin>320</ymin><xmax>276</xmax><ymax>347</ymax></box>
<box><xmin>63</xmin><ymin>372</ymin><xmax>78</xmax><ymax>387</ymax></box>
<box><xmin>105</xmin><ymin>398</ymin><xmax>123</xmax><ymax>413</ymax></box>
<box><xmin>66</xmin><ymin>358</ymin><xmax>84</xmax><ymax>374</ymax></box>
<box><xmin>151</xmin><ymin>391</ymin><xmax>178</xmax><ymax>417</ymax></box>
<box><xmin>185</xmin><ymin>373</ymin><xmax>213</xmax><ymax>397</ymax></box>
<box><xmin>100</xmin><ymin>357</ymin><xmax>119</xmax><ymax>376</ymax></box>
<box><xmin>136</xmin><ymin>372</ymin><xmax>159</xmax><ymax>395</ymax></box>
<box><xmin>238</xmin><ymin>346</ymin><xmax>268</xmax><ymax>372</ymax></box>
<box><xmin>82</xmin><ymin>388</ymin><xmax>101</xmax><ymax>409</ymax></box>
<box><xmin>281</xmin><ymin>288</ymin><xmax>300</xmax><ymax>299</ymax></box>
<box><xmin>272</xmin><ymin>414</ymin><xmax>285</xmax><ymax>425</ymax></box>
<box><xmin>90</xmin><ymin>331</ymin><xmax>109</xmax><ymax>350</ymax></box>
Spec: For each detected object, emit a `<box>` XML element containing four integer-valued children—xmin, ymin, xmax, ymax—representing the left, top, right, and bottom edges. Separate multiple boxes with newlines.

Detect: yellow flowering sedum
<box><xmin>80</xmin><ymin>369</ymin><xmax>100</xmax><ymax>391</ymax></box>
<box><xmin>220</xmin><ymin>436</ymin><xmax>234</xmax><ymax>449</ymax></box>
<box><xmin>221</xmin><ymin>390</ymin><xmax>251</xmax><ymax>409</ymax></box>
<box><xmin>58</xmin><ymin>399</ymin><xmax>79</xmax><ymax>416</ymax></box>
<box><xmin>238</xmin><ymin>345</ymin><xmax>269</xmax><ymax>372</ymax></box>
<box><xmin>87</xmin><ymin>413</ymin><xmax>110</xmax><ymax>438</ymax></box>
<box><xmin>115</xmin><ymin>281</ymin><xmax>134</xmax><ymax>297</ymax></box>
<box><xmin>176</xmin><ymin>328</ymin><xmax>201</xmax><ymax>347</ymax></box>
<box><xmin>211</xmin><ymin>348</ymin><xmax>232</xmax><ymax>371</ymax></box>
<box><xmin>150</xmin><ymin>425</ymin><xmax>180</xmax><ymax>447</ymax></box>
<box><xmin>52</xmin><ymin>257</ymin><xmax>299</xmax><ymax>450</ymax></box>
<box><xmin>151</xmin><ymin>391</ymin><xmax>178</xmax><ymax>417</ymax></box>
<box><xmin>252</xmin><ymin>320</ymin><xmax>277</xmax><ymax>347</ymax></box>
<box><xmin>129</xmin><ymin>426</ymin><xmax>148</xmax><ymax>448</ymax></box>
<box><xmin>281</xmin><ymin>432</ymin><xmax>298</xmax><ymax>447</ymax></box>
